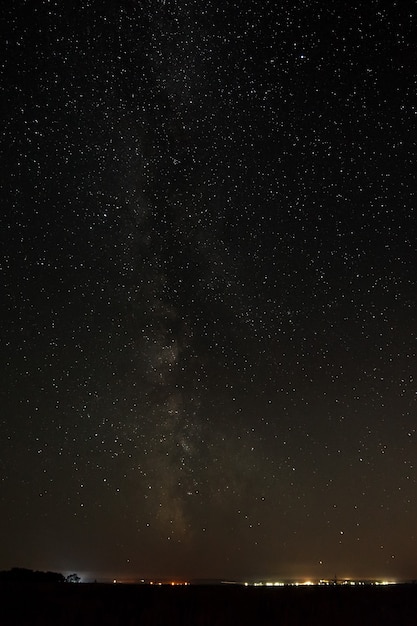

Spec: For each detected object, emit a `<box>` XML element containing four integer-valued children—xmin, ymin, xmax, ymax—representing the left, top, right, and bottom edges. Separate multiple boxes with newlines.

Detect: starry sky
<box><xmin>1</xmin><ymin>0</ymin><xmax>417</xmax><ymax>582</ymax></box>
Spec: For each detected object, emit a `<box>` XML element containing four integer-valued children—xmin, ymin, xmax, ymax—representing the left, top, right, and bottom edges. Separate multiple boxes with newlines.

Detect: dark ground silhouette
<box><xmin>0</xmin><ymin>581</ymin><xmax>417</xmax><ymax>625</ymax></box>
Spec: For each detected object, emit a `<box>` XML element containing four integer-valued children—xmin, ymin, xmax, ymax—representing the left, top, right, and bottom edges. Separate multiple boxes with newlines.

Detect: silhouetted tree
<box><xmin>65</xmin><ymin>573</ymin><xmax>81</xmax><ymax>583</ymax></box>
<box><xmin>0</xmin><ymin>568</ymin><xmax>65</xmax><ymax>583</ymax></box>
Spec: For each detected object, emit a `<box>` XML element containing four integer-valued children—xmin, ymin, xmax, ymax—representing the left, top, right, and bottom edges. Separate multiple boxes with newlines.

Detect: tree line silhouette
<box><xmin>0</xmin><ymin>568</ymin><xmax>79</xmax><ymax>583</ymax></box>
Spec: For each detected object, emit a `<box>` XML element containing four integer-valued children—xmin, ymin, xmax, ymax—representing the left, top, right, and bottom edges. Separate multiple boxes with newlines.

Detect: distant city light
<box><xmin>244</xmin><ymin>579</ymin><xmax>397</xmax><ymax>588</ymax></box>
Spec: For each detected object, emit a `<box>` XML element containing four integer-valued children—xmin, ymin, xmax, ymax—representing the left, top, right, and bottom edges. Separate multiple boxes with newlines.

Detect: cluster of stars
<box><xmin>1</xmin><ymin>0</ymin><xmax>416</xmax><ymax>581</ymax></box>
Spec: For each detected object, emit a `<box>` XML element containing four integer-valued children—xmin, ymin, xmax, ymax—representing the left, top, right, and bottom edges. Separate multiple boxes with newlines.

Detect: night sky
<box><xmin>1</xmin><ymin>0</ymin><xmax>417</xmax><ymax>582</ymax></box>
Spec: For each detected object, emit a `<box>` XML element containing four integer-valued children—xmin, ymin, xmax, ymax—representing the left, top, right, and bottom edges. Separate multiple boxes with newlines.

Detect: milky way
<box><xmin>1</xmin><ymin>0</ymin><xmax>417</xmax><ymax>581</ymax></box>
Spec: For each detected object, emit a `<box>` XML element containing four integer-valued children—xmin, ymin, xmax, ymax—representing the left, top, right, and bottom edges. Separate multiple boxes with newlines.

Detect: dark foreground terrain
<box><xmin>0</xmin><ymin>582</ymin><xmax>417</xmax><ymax>626</ymax></box>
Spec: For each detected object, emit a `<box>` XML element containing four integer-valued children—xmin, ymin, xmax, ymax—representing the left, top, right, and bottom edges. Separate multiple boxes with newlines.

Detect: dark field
<box><xmin>1</xmin><ymin>583</ymin><xmax>417</xmax><ymax>625</ymax></box>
